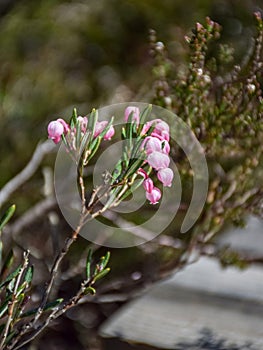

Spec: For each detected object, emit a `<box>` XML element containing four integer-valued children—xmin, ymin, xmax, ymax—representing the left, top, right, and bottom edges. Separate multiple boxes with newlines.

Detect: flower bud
<box><xmin>147</xmin><ymin>151</ymin><xmax>170</xmax><ymax>170</ymax></box>
<box><xmin>47</xmin><ymin>120</ymin><xmax>64</xmax><ymax>144</ymax></box>
<box><xmin>143</xmin><ymin>178</ymin><xmax>154</xmax><ymax>193</ymax></box>
<box><xmin>124</xmin><ymin>106</ymin><xmax>140</xmax><ymax>125</ymax></box>
<box><xmin>157</xmin><ymin>168</ymin><xmax>174</xmax><ymax>187</ymax></box>
<box><xmin>146</xmin><ymin>187</ymin><xmax>161</xmax><ymax>204</ymax></box>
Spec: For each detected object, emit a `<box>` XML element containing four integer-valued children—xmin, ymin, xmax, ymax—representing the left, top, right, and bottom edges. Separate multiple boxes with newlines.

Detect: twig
<box><xmin>0</xmin><ymin>141</ymin><xmax>55</xmax><ymax>208</ymax></box>
<box><xmin>0</xmin><ymin>251</ymin><xmax>29</xmax><ymax>348</ymax></box>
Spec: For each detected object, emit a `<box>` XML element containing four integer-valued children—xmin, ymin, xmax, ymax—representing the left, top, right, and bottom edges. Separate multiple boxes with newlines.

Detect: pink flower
<box><xmin>147</xmin><ymin>151</ymin><xmax>170</xmax><ymax>170</ymax></box>
<box><xmin>94</xmin><ymin>121</ymin><xmax>115</xmax><ymax>140</ymax></box>
<box><xmin>143</xmin><ymin>136</ymin><xmax>162</xmax><ymax>155</ymax></box>
<box><xmin>149</xmin><ymin>120</ymin><xmax>170</xmax><ymax>141</ymax></box>
<box><xmin>47</xmin><ymin>120</ymin><xmax>64</xmax><ymax>144</ymax></box>
<box><xmin>146</xmin><ymin>187</ymin><xmax>161</xmax><ymax>204</ymax></box>
<box><xmin>157</xmin><ymin>168</ymin><xmax>174</xmax><ymax>187</ymax></box>
<box><xmin>124</xmin><ymin>106</ymin><xmax>140</xmax><ymax>125</ymax></box>
<box><xmin>56</xmin><ymin>118</ymin><xmax>70</xmax><ymax>134</ymax></box>
<box><xmin>141</xmin><ymin>119</ymin><xmax>161</xmax><ymax>135</ymax></box>
<box><xmin>143</xmin><ymin>178</ymin><xmax>154</xmax><ymax>193</ymax></box>
<box><xmin>77</xmin><ymin>116</ymin><xmax>88</xmax><ymax>132</ymax></box>
<box><xmin>137</xmin><ymin>168</ymin><xmax>148</xmax><ymax>179</ymax></box>
<box><xmin>161</xmin><ymin>140</ymin><xmax>170</xmax><ymax>154</ymax></box>
<box><xmin>104</xmin><ymin>125</ymin><xmax>115</xmax><ymax>140</ymax></box>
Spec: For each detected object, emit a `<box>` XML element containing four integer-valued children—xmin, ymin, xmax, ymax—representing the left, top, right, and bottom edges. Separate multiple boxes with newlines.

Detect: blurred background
<box><xmin>0</xmin><ymin>0</ymin><xmax>263</xmax><ymax>349</ymax></box>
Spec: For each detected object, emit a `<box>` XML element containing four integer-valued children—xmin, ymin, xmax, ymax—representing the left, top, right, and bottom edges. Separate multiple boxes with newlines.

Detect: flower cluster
<box><xmin>124</xmin><ymin>106</ymin><xmax>174</xmax><ymax>205</ymax></box>
<box><xmin>47</xmin><ymin>115</ymin><xmax>114</xmax><ymax>145</ymax></box>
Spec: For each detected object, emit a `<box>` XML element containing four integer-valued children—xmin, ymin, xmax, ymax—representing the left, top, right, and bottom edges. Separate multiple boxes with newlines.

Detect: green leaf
<box><xmin>87</xmin><ymin>108</ymin><xmax>98</xmax><ymax>139</ymax></box>
<box><xmin>0</xmin><ymin>265</ymin><xmax>22</xmax><ymax>289</ymax></box>
<box><xmin>1</xmin><ymin>250</ymin><xmax>14</xmax><ymax>276</ymax></box>
<box><xmin>24</xmin><ymin>265</ymin><xmax>33</xmax><ymax>285</ymax></box>
<box><xmin>0</xmin><ymin>298</ymin><xmax>9</xmax><ymax>318</ymax></box>
<box><xmin>84</xmin><ymin>286</ymin><xmax>96</xmax><ymax>295</ymax></box>
<box><xmin>99</xmin><ymin>252</ymin><xmax>110</xmax><ymax>270</ymax></box>
<box><xmin>86</xmin><ymin>249</ymin><xmax>93</xmax><ymax>281</ymax></box>
<box><xmin>93</xmin><ymin>267</ymin><xmax>110</xmax><ymax>282</ymax></box>
<box><xmin>0</xmin><ymin>205</ymin><xmax>16</xmax><ymax>232</ymax></box>
<box><xmin>137</xmin><ymin>104</ymin><xmax>152</xmax><ymax>134</ymax></box>
<box><xmin>84</xmin><ymin>136</ymin><xmax>101</xmax><ymax>164</ymax></box>
<box><xmin>119</xmin><ymin>177</ymin><xmax>144</xmax><ymax>202</ymax></box>
<box><xmin>124</xmin><ymin>158</ymin><xmax>145</xmax><ymax>180</ymax></box>
<box><xmin>99</xmin><ymin>116</ymin><xmax>114</xmax><ymax>139</ymax></box>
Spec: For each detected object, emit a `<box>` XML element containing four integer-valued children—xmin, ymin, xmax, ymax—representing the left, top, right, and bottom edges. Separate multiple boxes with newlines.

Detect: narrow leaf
<box><xmin>137</xmin><ymin>104</ymin><xmax>152</xmax><ymax>134</ymax></box>
<box><xmin>0</xmin><ymin>265</ymin><xmax>22</xmax><ymax>289</ymax></box>
<box><xmin>24</xmin><ymin>265</ymin><xmax>34</xmax><ymax>285</ymax></box>
<box><xmin>93</xmin><ymin>267</ymin><xmax>110</xmax><ymax>282</ymax></box>
<box><xmin>86</xmin><ymin>249</ymin><xmax>93</xmax><ymax>281</ymax></box>
<box><xmin>0</xmin><ymin>205</ymin><xmax>16</xmax><ymax>232</ymax></box>
<box><xmin>84</xmin><ymin>286</ymin><xmax>96</xmax><ymax>295</ymax></box>
<box><xmin>1</xmin><ymin>250</ymin><xmax>14</xmax><ymax>276</ymax></box>
<box><xmin>100</xmin><ymin>252</ymin><xmax>110</xmax><ymax>270</ymax></box>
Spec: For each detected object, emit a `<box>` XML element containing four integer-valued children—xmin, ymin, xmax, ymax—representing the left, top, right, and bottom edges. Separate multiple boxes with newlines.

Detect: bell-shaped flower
<box><xmin>77</xmin><ymin>116</ymin><xmax>88</xmax><ymax>133</ymax></box>
<box><xmin>143</xmin><ymin>136</ymin><xmax>162</xmax><ymax>155</ymax></box>
<box><xmin>147</xmin><ymin>151</ymin><xmax>170</xmax><ymax>170</ymax></box>
<box><xmin>124</xmin><ymin>106</ymin><xmax>140</xmax><ymax>125</ymax></box>
<box><xmin>143</xmin><ymin>178</ymin><xmax>154</xmax><ymax>193</ymax></box>
<box><xmin>48</xmin><ymin>120</ymin><xmax>64</xmax><ymax>144</ymax></box>
<box><xmin>161</xmin><ymin>140</ymin><xmax>170</xmax><ymax>154</ymax></box>
<box><xmin>56</xmin><ymin>118</ymin><xmax>70</xmax><ymax>134</ymax></box>
<box><xmin>104</xmin><ymin>125</ymin><xmax>115</xmax><ymax>140</ymax></box>
<box><xmin>157</xmin><ymin>168</ymin><xmax>174</xmax><ymax>187</ymax></box>
<box><xmin>146</xmin><ymin>186</ymin><xmax>161</xmax><ymax>204</ymax></box>
<box><xmin>94</xmin><ymin>121</ymin><xmax>115</xmax><ymax>140</ymax></box>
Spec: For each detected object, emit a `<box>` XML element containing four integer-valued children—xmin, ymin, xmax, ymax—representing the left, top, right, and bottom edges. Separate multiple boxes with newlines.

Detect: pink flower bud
<box><xmin>77</xmin><ymin>116</ymin><xmax>88</xmax><ymax>132</ymax></box>
<box><xmin>147</xmin><ymin>151</ymin><xmax>170</xmax><ymax>170</ymax></box>
<box><xmin>47</xmin><ymin>120</ymin><xmax>64</xmax><ymax>144</ymax></box>
<box><xmin>140</xmin><ymin>119</ymin><xmax>161</xmax><ymax>135</ymax></box>
<box><xmin>94</xmin><ymin>121</ymin><xmax>107</xmax><ymax>137</ymax></box>
<box><xmin>124</xmin><ymin>106</ymin><xmax>140</xmax><ymax>125</ymax></box>
<box><xmin>94</xmin><ymin>121</ymin><xmax>115</xmax><ymax>140</ymax></box>
<box><xmin>161</xmin><ymin>140</ymin><xmax>170</xmax><ymax>154</ymax></box>
<box><xmin>157</xmin><ymin>168</ymin><xmax>174</xmax><ymax>187</ymax></box>
<box><xmin>143</xmin><ymin>136</ymin><xmax>162</xmax><ymax>155</ymax></box>
<box><xmin>146</xmin><ymin>186</ymin><xmax>161</xmax><ymax>204</ymax></box>
<box><xmin>104</xmin><ymin>125</ymin><xmax>115</xmax><ymax>140</ymax></box>
<box><xmin>143</xmin><ymin>178</ymin><xmax>154</xmax><ymax>193</ymax></box>
<box><xmin>57</xmin><ymin>118</ymin><xmax>70</xmax><ymax>134</ymax></box>
<box><xmin>152</xmin><ymin>120</ymin><xmax>170</xmax><ymax>141</ymax></box>
<box><xmin>137</xmin><ymin>168</ymin><xmax>148</xmax><ymax>179</ymax></box>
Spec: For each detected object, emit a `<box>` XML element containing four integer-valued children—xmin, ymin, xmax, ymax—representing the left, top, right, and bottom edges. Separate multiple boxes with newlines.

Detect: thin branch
<box><xmin>0</xmin><ymin>141</ymin><xmax>55</xmax><ymax>208</ymax></box>
<box><xmin>0</xmin><ymin>251</ymin><xmax>29</xmax><ymax>348</ymax></box>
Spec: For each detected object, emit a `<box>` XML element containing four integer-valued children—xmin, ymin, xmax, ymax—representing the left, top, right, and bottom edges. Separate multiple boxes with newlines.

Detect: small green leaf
<box><xmin>119</xmin><ymin>177</ymin><xmax>144</xmax><ymax>202</ymax></box>
<box><xmin>0</xmin><ymin>265</ymin><xmax>22</xmax><ymax>289</ymax></box>
<box><xmin>84</xmin><ymin>286</ymin><xmax>96</xmax><ymax>295</ymax></box>
<box><xmin>99</xmin><ymin>116</ymin><xmax>114</xmax><ymax>139</ymax></box>
<box><xmin>93</xmin><ymin>267</ymin><xmax>110</xmax><ymax>282</ymax></box>
<box><xmin>86</xmin><ymin>249</ymin><xmax>93</xmax><ymax>281</ymax></box>
<box><xmin>0</xmin><ymin>205</ymin><xmax>16</xmax><ymax>232</ymax></box>
<box><xmin>124</xmin><ymin>158</ymin><xmax>145</xmax><ymax>180</ymax></box>
<box><xmin>1</xmin><ymin>250</ymin><xmax>14</xmax><ymax>276</ymax></box>
<box><xmin>24</xmin><ymin>265</ymin><xmax>33</xmax><ymax>285</ymax></box>
<box><xmin>0</xmin><ymin>299</ymin><xmax>9</xmax><ymax>318</ymax></box>
<box><xmin>99</xmin><ymin>252</ymin><xmax>110</xmax><ymax>270</ymax></box>
<box><xmin>137</xmin><ymin>104</ymin><xmax>152</xmax><ymax>133</ymax></box>
<box><xmin>87</xmin><ymin>108</ymin><xmax>98</xmax><ymax>138</ymax></box>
